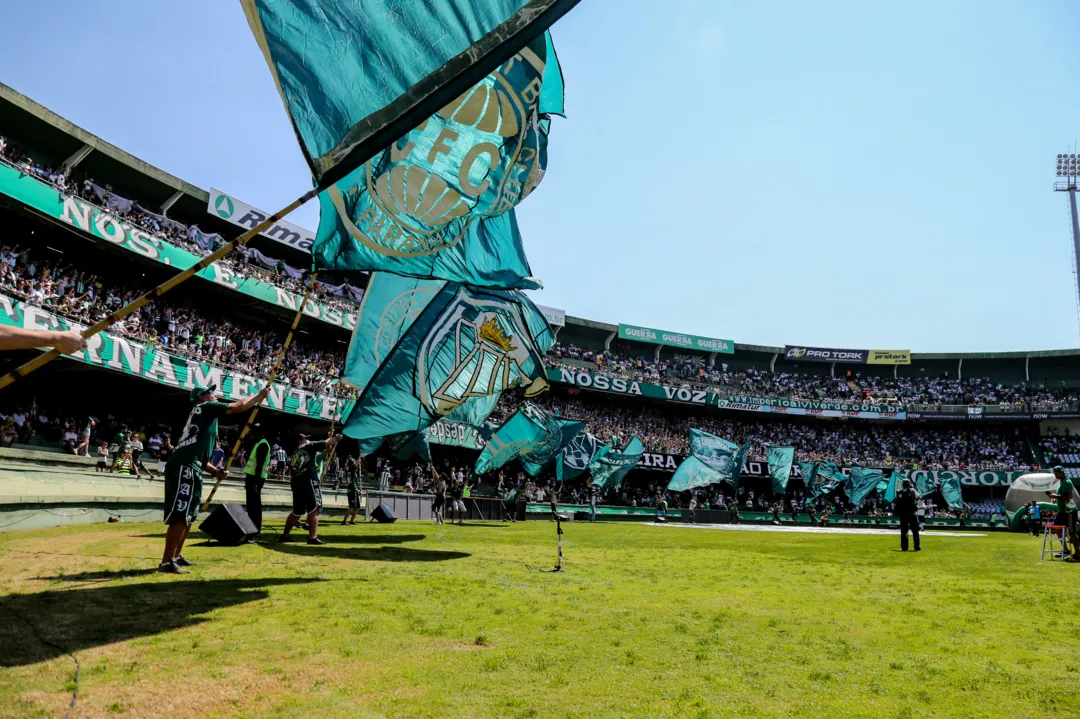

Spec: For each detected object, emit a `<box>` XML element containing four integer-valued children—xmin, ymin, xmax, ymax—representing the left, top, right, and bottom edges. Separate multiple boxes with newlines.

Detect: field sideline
<box><xmin>0</xmin><ymin>519</ymin><xmax>1077</xmax><ymax>718</ymax></box>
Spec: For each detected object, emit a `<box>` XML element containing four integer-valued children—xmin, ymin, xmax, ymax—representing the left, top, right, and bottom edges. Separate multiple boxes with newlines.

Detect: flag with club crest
<box><xmin>766</xmin><ymin>446</ymin><xmax>795</xmax><ymax>495</ymax></box>
<box><xmin>845</xmin><ymin>467</ymin><xmax>884</xmax><ymax>506</ymax></box>
<box><xmin>802</xmin><ymin>461</ymin><xmax>845</xmax><ymax>505</ymax></box>
<box><xmin>341</xmin><ymin>273</ymin><xmax>554</xmax><ymax>442</ymax></box>
<box><xmin>667</xmin><ymin>429</ymin><xmax>743</xmax><ymax>492</ymax></box>
<box><xmin>914</xmin><ymin>472</ymin><xmax>939</xmax><ymax>498</ymax></box>
<box><xmin>556</xmin><ymin>432</ymin><xmax>608</xmax><ymax>482</ymax></box>
<box><xmin>882</xmin><ymin>469</ymin><xmax>902</xmax><ymax>503</ymax></box>
<box><xmin>242</xmin><ymin>0</ymin><xmax>577</xmax><ymax>183</ymax></box>
<box><xmin>588</xmin><ymin>437</ymin><xmax>643</xmax><ymax>491</ymax></box>
<box><xmin>472</xmin><ymin>403</ymin><xmax>583</xmax><ymax>477</ymax></box>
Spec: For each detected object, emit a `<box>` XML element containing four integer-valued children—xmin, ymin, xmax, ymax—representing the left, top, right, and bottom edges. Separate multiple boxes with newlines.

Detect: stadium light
<box><xmin>1054</xmin><ymin>152</ymin><xmax>1080</xmax><ymax>339</ymax></box>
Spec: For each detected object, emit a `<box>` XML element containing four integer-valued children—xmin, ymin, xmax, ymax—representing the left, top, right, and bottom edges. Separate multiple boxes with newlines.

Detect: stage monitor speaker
<box><xmin>199</xmin><ymin>504</ymin><xmax>256</xmax><ymax>545</ymax></box>
<box><xmin>369</xmin><ymin>503</ymin><xmax>397</xmax><ymax>523</ymax></box>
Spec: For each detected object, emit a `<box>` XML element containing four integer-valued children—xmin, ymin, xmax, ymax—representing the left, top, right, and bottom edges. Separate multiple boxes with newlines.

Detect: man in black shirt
<box><xmin>895</xmin><ymin>479</ymin><xmax>921</xmax><ymax>551</ymax></box>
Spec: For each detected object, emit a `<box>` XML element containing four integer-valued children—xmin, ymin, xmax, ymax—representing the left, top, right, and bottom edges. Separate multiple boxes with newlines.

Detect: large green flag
<box><xmin>242</xmin><ymin>0</ymin><xmax>578</xmax><ymax>184</ymax></box>
<box><xmin>667</xmin><ymin>430</ymin><xmax>742</xmax><ymax>492</ymax></box>
<box><xmin>883</xmin><ymin>469</ymin><xmax>902</xmax><ymax>503</ymax></box>
<box><xmin>556</xmin><ymin>432</ymin><xmax>608</xmax><ymax>482</ymax></box>
<box><xmin>310</xmin><ymin>32</ymin><xmax>564</xmax><ymax>289</ymax></box>
<box><xmin>341</xmin><ymin>273</ymin><xmax>554</xmax><ymax>441</ymax></box>
<box><xmin>914</xmin><ymin>473</ymin><xmax>939</xmax><ymax>498</ymax></box>
<box><xmin>940</xmin><ymin>477</ymin><xmax>964</xmax><ymax>511</ymax></box>
<box><xmin>589</xmin><ymin>437</ymin><xmax>643</xmax><ymax>491</ymax></box>
<box><xmin>767</xmin><ymin>446</ymin><xmax>795</xmax><ymax>495</ymax></box>
<box><xmin>473</xmin><ymin>404</ymin><xmax>553</xmax><ymax>476</ymax></box>
<box><xmin>802</xmin><ymin>461</ymin><xmax>844</xmax><ymax>505</ymax></box>
<box><xmin>845</xmin><ymin>467</ymin><xmax>884</xmax><ymax>506</ymax></box>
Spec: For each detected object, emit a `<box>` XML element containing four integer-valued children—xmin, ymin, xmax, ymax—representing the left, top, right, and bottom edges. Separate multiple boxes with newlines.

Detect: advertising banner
<box><xmin>548</xmin><ymin>367</ymin><xmax>907</xmax><ymax>420</ymax></box>
<box><xmin>618</xmin><ymin>324</ymin><xmax>733</xmax><ymax>354</ymax></box>
<box><xmin>536</xmin><ymin>304</ymin><xmax>566</xmax><ymax>327</ymax></box>
<box><xmin>0</xmin><ymin>164</ymin><xmax>354</xmax><ymax>330</ymax></box>
<box><xmin>783</xmin><ymin>345</ymin><xmax>910</xmax><ymax>365</ymax></box>
<box><xmin>0</xmin><ymin>292</ymin><xmax>348</xmax><ymax>420</ymax></box>
<box><xmin>207</xmin><ymin>187</ymin><xmax>316</xmax><ymax>251</ymax></box>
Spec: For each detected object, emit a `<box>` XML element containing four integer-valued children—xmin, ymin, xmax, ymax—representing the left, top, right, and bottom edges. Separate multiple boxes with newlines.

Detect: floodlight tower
<box><xmin>1055</xmin><ymin>154</ymin><xmax>1080</xmax><ymax>329</ymax></box>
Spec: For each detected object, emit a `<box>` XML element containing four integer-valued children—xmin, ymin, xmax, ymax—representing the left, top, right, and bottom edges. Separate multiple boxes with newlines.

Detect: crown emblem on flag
<box><xmin>479</xmin><ymin>316</ymin><xmax>514</xmax><ymax>352</ymax></box>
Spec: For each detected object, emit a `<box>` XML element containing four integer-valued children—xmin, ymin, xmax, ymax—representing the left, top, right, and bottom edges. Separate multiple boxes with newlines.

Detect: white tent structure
<box><xmin>1004</xmin><ymin>473</ymin><xmax>1059</xmax><ymax>530</ymax></box>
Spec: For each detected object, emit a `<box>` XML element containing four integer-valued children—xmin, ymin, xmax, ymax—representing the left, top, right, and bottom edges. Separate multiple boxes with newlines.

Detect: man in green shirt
<box><xmin>160</xmin><ymin>383</ymin><xmax>270</xmax><ymax>574</ymax></box>
<box><xmin>280</xmin><ymin>432</ymin><xmax>342</xmax><ymax>545</ymax></box>
<box><xmin>1047</xmin><ymin>465</ymin><xmax>1077</xmax><ymax>558</ymax></box>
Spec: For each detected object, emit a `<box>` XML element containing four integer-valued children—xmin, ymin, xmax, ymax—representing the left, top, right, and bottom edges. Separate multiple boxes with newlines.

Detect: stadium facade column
<box><xmin>830</xmin><ymin>362</ymin><xmax>835</xmax><ymax>378</ymax></box>
<box><xmin>769</xmin><ymin>351</ymin><xmax>778</xmax><ymax>372</ymax></box>
<box><xmin>957</xmin><ymin>357</ymin><xmax>963</xmax><ymax>380</ymax></box>
<box><xmin>604</xmin><ymin>331</ymin><xmax>616</xmax><ymax>352</ymax></box>
<box><xmin>894</xmin><ymin>364</ymin><xmax>898</xmax><ymax>379</ymax></box>
<box><xmin>160</xmin><ymin>190</ymin><xmax>183</xmax><ymax>214</ymax></box>
<box><xmin>654</xmin><ymin>345</ymin><xmax>662</xmax><ymax>361</ymax></box>
<box><xmin>708</xmin><ymin>352</ymin><xmax>716</xmax><ymax>368</ymax></box>
<box><xmin>61</xmin><ymin>144</ymin><xmax>92</xmax><ymax>176</ymax></box>
<box><xmin>1025</xmin><ymin>356</ymin><xmax>1029</xmax><ymax>382</ymax></box>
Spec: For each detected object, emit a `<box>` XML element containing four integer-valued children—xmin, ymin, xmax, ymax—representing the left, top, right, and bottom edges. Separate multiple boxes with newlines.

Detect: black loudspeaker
<box><xmin>368</xmin><ymin>503</ymin><xmax>397</xmax><ymax>523</ymax></box>
<box><xmin>199</xmin><ymin>504</ymin><xmax>257</xmax><ymax>545</ymax></box>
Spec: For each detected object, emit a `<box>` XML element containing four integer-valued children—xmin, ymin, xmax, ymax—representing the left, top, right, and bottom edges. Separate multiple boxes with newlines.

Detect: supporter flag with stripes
<box><xmin>340</xmin><ymin>273</ymin><xmax>554</xmax><ymax>442</ymax></box>
<box><xmin>845</xmin><ymin>467</ymin><xmax>883</xmax><ymax>506</ymax></box>
<box><xmin>519</xmin><ymin>410</ymin><xmax>584</xmax><ymax>477</ymax></box>
<box><xmin>556</xmin><ymin>432</ymin><xmax>607</xmax><ymax>482</ymax></box>
<box><xmin>766</xmin><ymin>446</ymin><xmax>795</xmax><ymax>495</ymax></box>
<box><xmin>589</xmin><ymin>437</ymin><xmax>644</xmax><ymax>491</ymax></box>
<box><xmin>915</xmin><ymin>473</ymin><xmax>939</xmax><ymax>498</ymax></box>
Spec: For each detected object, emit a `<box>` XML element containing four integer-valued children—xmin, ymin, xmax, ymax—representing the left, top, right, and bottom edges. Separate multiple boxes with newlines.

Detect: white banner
<box><xmin>537</xmin><ymin>304</ymin><xmax>565</xmax><ymax>327</ymax></box>
<box><xmin>207</xmin><ymin>187</ymin><xmax>315</xmax><ymax>251</ymax></box>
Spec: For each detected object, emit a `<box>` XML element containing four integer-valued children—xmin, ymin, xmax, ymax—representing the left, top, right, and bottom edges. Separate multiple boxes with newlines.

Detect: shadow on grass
<box><xmin>263</xmin><ymin>543</ymin><xmax>470</xmax><ymax>562</ymax></box>
<box><xmin>294</xmin><ymin>532</ymin><xmax>426</xmax><ymax>545</ymax></box>
<box><xmin>0</xmin><ymin>577</ymin><xmax>320</xmax><ymax>668</ymax></box>
<box><xmin>32</xmin><ymin>568</ymin><xmax>159</xmax><ymax>583</ymax></box>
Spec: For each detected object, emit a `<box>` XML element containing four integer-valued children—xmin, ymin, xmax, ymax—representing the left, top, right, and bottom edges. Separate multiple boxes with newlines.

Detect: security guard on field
<box><xmin>244</xmin><ymin>425</ymin><xmax>272</xmax><ymax>538</ymax></box>
<box><xmin>896</xmin><ymin>479</ymin><xmax>921</xmax><ymax>552</ymax></box>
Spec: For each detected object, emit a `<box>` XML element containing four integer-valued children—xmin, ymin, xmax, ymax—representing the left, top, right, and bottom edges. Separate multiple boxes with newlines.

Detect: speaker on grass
<box><xmin>369</xmin><ymin>503</ymin><xmax>397</xmax><ymax>523</ymax></box>
<box><xmin>199</xmin><ymin>504</ymin><xmax>257</xmax><ymax>545</ymax></box>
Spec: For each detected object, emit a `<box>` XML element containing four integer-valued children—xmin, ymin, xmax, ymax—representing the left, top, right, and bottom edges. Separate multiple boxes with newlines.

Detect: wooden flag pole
<box><xmin>317</xmin><ymin>380</ymin><xmax>344</xmax><ymax>484</ymax></box>
<box><xmin>201</xmin><ymin>272</ymin><xmax>319</xmax><ymax>510</ymax></box>
<box><xmin>0</xmin><ymin>187</ymin><xmax>319</xmax><ymax>391</ymax></box>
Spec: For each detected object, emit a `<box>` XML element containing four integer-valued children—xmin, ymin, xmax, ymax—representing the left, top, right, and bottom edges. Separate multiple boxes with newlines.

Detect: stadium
<box><xmin>2</xmin><ymin>4</ymin><xmax>1080</xmax><ymax>718</ymax></box>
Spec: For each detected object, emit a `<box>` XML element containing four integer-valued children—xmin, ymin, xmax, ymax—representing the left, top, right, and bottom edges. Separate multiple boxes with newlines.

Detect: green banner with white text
<box><xmin>0</xmin><ymin>162</ymin><xmax>355</xmax><ymax>330</ymax></box>
<box><xmin>618</xmin><ymin>324</ymin><xmax>733</xmax><ymax>353</ymax></box>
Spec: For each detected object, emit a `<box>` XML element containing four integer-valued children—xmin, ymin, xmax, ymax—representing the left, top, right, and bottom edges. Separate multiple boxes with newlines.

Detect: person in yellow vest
<box><xmin>243</xmin><ymin>425</ymin><xmax>272</xmax><ymax>540</ymax></box>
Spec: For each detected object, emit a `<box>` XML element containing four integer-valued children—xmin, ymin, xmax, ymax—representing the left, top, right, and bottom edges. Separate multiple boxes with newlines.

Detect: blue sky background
<box><xmin>2</xmin><ymin>0</ymin><xmax>1079</xmax><ymax>351</ymax></box>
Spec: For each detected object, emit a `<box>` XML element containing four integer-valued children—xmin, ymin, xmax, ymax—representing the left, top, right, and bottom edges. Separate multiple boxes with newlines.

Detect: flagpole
<box><xmin>201</xmin><ymin>272</ymin><xmax>318</xmax><ymax>511</ymax></box>
<box><xmin>0</xmin><ymin>188</ymin><xmax>319</xmax><ymax>391</ymax></box>
<box><xmin>318</xmin><ymin>380</ymin><xmax>343</xmax><ymax>483</ymax></box>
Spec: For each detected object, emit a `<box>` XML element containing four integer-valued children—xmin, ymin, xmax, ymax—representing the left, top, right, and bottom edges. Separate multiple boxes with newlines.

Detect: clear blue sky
<box><xmin>2</xmin><ymin>0</ymin><xmax>1079</xmax><ymax>352</ymax></box>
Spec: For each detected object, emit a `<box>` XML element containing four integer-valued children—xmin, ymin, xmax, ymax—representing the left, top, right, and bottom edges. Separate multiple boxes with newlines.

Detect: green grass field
<box><xmin>0</xmin><ymin>520</ymin><xmax>1077</xmax><ymax>718</ymax></box>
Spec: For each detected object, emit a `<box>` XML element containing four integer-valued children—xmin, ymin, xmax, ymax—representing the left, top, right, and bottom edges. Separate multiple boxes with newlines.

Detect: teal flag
<box><xmin>883</xmin><ymin>469</ymin><xmax>901</xmax><ymax>503</ymax></box>
<box><xmin>767</xmin><ymin>446</ymin><xmax>795</xmax><ymax>495</ymax></box>
<box><xmin>556</xmin><ymin>432</ymin><xmax>607</xmax><ymax>482</ymax></box>
<box><xmin>845</xmin><ymin>467</ymin><xmax>884</xmax><ymax>506</ymax></box>
<box><xmin>519</xmin><ymin>410</ymin><xmax>584</xmax><ymax>477</ymax></box>
<box><xmin>355</xmin><ymin>431</ymin><xmax>431</xmax><ymax>461</ymax></box>
<box><xmin>309</xmin><ymin>31</ymin><xmax>564</xmax><ymax>289</ymax></box>
<box><xmin>940</xmin><ymin>477</ymin><xmax>964</xmax><ymax>510</ymax></box>
<box><xmin>803</xmin><ymin>461</ymin><xmax>844</xmax><ymax>505</ymax></box>
<box><xmin>243</xmin><ymin>0</ymin><xmax>577</xmax><ymax>183</ymax></box>
<box><xmin>472</xmin><ymin>404</ymin><xmax>551</xmax><ymax>477</ymax></box>
<box><xmin>914</xmin><ymin>473</ymin><xmax>939</xmax><ymax>498</ymax></box>
<box><xmin>341</xmin><ymin>274</ymin><xmax>554</xmax><ymax>441</ymax></box>
<box><xmin>667</xmin><ymin>430</ymin><xmax>742</xmax><ymax>492</ymax></box>
<box><xmin>589</xmin><ymin>437</ymin><xmax>643</xmax><ymax>491</ymax></box>
<box><xmin>731</xmin><ymin>441</ymin><xmax>753</xmax><ymax>489</ymax></box>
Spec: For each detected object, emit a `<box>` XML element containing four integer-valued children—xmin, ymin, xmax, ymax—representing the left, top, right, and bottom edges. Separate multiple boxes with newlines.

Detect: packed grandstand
<box><xmin>1</xmin><ymin>81</ymin><xmax>1079</xmax><ymax>527</ymax></box>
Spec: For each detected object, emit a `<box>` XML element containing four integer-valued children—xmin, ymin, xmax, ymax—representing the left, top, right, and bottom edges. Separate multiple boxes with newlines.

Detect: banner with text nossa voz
<box><xmin>784</xmin><ymin>346</ymin><xmax>911</xmax><ymax>365</ymax></box>
<box><xmin>619</xmin><ymin>324</ymin><xmax>733</xmax><ymax>354</ymax></box>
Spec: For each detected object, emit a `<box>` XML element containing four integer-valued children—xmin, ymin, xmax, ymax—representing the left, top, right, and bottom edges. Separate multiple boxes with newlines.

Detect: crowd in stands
<box><xmin>492</xmin><ymin>392</ymin><xmax>1034</xmax><ymax>471</ymax></box>
<box><xmin>0</xmin><ymin>136</ymin><xmax>361</xmax><ymax>315</ymax></box>
<box><xmin>0</xmin><ymin>240</ymin><xmax>345</xmax><ymax>393</ymax></box>
<box><xmin>548</xmin><ymin>342</ymin><xmax>1080</xmax><ymax>411</ymax></box>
